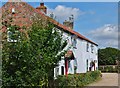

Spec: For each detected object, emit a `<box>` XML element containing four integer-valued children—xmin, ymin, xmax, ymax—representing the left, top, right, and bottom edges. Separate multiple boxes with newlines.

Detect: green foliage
<box><xmin>54</xmin><ymin>70</ymin><xmax>101</xmax><ymax>87</ymax></box>
<box><xmin>2</xmin><ymin>19</ymin><xmax>67</xmax><ymax>87</ymax></box>
<box><xmin>98</xmin><ymin>47</ymin><xmax>120</xmax><ymax>65</ymax></box>
<box><xmin>99</xmin><ymin>66</ymin><xmax>118</xmax><ymax>73</ymax></box>
<box><xmin>7</xmin><ymin>25</ymin><xmax>21</xmax><ymax>41</ymax></box>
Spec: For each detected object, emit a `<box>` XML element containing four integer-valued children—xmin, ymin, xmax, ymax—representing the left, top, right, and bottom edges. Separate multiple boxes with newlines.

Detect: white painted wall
<box><xmin>54</xmin><ymin>29</ymin><xmax>98</xmax><ymax>78</ymax></box>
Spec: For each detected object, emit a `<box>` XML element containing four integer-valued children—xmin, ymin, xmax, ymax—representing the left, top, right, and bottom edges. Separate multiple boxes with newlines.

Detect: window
<box><xmin>91</xmin><ymin>44</ymin><xmax>94</xmax><ymax>53</ymax></box>
<box><xmin>7</xmin><ymin>31</ymin><xmax>15</xmax><ymax>42</ymax></box>
<box><xmin>7</xmin><ymin>27</ymin><xmax>20</xmax><ymax>42</ymax></box>
<box><xmin>12</xmin><ymin>8</ymin><xmax>15</xmax><ymax>14</ymax></box>
<box><xmin>61</xmin><ymin>66</ymin><xmax>64</xmax><ymax>75</ymax></box>
<box><xmin>66</xmin><ymin>37</ymin><xmax>69</xmax><ymax>43</ymax></box>
<box><xmin>55</xmin><ymin>67</ymin><xmax>59</xmax><ymax>76</ymax></box>
<box><xmin>86</xmin><ymin>59</ymin><xmax>88</xmax><ymax>71</ymax></box>
<box><xmin>68</xmin><ymin>60</ymin><xmax>71</xmax><ymax>68</ymax></box>
<box><xmin>71</xmin><ymin>35</ymin><xmax>77</xmax><ymax>49</ymax></box>
<box><xmin>86</xmin><ymin>42</ymin><xmax>89</xmax><ymax>52</ymax></box>
<box><xmin>72</xmin><ymin>38</ymin><xmax>77</xmax><ymax>48</ymax></box>
<box><xmin>74</xmin><ymin>59</ymin><xmax>77</xmax><ymax>73</ymax></box>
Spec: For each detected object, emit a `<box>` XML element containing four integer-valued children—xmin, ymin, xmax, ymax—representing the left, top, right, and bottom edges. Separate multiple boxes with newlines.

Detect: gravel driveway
<box><xmin>87</xmin><ymin>73</ymin><xmax>118</xmax><ymax>86</ymax></box>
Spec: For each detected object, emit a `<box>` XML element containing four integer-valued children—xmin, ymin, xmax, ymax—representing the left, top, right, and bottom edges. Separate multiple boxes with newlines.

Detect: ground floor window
<box><xmin>55</xmin><ymin>67</ymin><xmax>59</xmax><ymax>77</ymax></box>
<box><xmin>86</xmin><ymin>59</ymin><xmax>88</xmax><ymax>71</ymax></box>
<box><xmin>96</xmin><ymin>67</ymin><xmax>98</xmax><ymax>70</ymax></box>
<box><xmin>74</xmin><ymin>66</ymin><xmax>77</xmax><ymax>73</ymax></box>
<box><xmin>61</xmin><ymin>66</ymin><xmax>64</xmax><ymax>75</ymax></box>
<box><xmin>89</xmin><ymin>67</ymin><xmax>91</xmax><ymax>71</ymax></box>
<box><xmin>74</xmin><ymin>59</ymin><xmax>77</xmax><ymax>73</ymax></box>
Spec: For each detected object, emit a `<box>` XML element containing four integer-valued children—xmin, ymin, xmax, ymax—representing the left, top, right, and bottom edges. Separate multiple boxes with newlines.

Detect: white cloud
<box><xmin>47</xmin><ymin>5</ymin><xmax>84</xmax><ymax>22</ymax></box>
<box><xmin>88</xmin><ymin>24</ymin><xmax>119</xmax><ymax>48</ymax></box>
<box><xmin>23</xmin><ymin>0</ymin><xmax>120</xmax><ymax>2</ymax></box>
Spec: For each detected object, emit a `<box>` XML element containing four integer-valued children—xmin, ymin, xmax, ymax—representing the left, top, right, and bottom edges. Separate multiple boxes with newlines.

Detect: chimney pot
<box><xmin>63</xmin><ymin>15</ymin><xmax>74</xmax><ymax>29</ymax></box>
<box><xmin>12</xmin><ymin>8</ymin><xmax>15</xmax><ymax>13</ymax></box>
<box><xmin>36</xmin><ymin>2</ymin><xmax>47</xmax><ymax>14</ymax></box>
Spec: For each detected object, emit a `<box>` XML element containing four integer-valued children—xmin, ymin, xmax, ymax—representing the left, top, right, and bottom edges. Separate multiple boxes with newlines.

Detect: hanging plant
<box><xmin>90</xmin><ymin>61</ymin><xmax>95</xmax><ymax>67</ymax></box>
<box><xmin>74</xmin><ymin>66</ymin><xmax>77</xmax><ymax>70</ymax></box>
<box><xmin>65</xmin><ymin>50</ymin><xmax>74</xmax><ymax>60</ymax></box>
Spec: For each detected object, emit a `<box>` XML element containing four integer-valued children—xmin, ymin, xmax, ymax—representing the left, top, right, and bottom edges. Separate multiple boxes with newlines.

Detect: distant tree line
<box><xmin>98</xmin><ymin>47</ymin><xmax>120</xmax><ymax>65</ymax></box>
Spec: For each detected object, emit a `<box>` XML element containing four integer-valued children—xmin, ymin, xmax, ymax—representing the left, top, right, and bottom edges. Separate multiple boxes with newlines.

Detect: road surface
<box><xmin>87</xmin><ymin>73</ymin><xmax>118</xmax><ymax>86</ymax></box>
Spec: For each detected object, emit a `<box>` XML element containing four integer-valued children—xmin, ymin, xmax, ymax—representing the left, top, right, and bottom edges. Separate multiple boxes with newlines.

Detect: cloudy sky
<box><xmin>1</xmin><ymin>1</ymin><xmax>118</xmax><ymax>49</ymax></box>
<box><xmin>28</xmin><ymin>2</ymin><xmax>118</xmax><ymax>49</ymax></box>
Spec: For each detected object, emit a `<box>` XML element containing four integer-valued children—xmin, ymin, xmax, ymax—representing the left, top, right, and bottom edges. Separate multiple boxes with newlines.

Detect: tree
<box><xmin>2</xmin><ymin>18</ymin><xmax>67</xmax><ymax>87</ymax></box>
<box><xmin>98</xmin><ymin>47</ymin><xmax>120</xmax><ymax>65</ymax></box>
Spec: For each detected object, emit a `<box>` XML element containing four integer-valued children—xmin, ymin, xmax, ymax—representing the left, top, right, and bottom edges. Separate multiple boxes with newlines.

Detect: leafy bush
<box><xmin>2</xmin><ymin>21</ymin><xmax>67</xmax><ymax>87</ymax></box>
<box><xmin>54</xmin><ymin>70</ymin><xmax>101</xmax><ymax>87</ymax></box>
<box><xmin>99</xmin><ymin>66</ymin><xmax>118</xmax><ymax>73</ymax></box>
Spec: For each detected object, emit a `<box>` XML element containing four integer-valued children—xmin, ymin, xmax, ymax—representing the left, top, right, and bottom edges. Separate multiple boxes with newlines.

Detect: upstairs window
<box><xmin>71</xmin><ymin>35</ymin><xmax>77</xmax><ymax>49</ymax></box>
<box><xmin>12</xmin><ymin>8</ymin><xmax>15</xmax><ymax>14</ymax></box>
<box><xmin>86</xmin><ymin>42</ymin><xmax>89</xmax><ymax>52</ymax></box>
<box><xmin>7</xmin><ymin>26</ymin><xmax>20</xmax><ymax>42</ymax></box>
<box><xmin>91</xmin><ymin>44</ymin><xmax>94</xmax><ymax>53</ymax></box>
<box><xmin>72</xmin><ymin>38</ymin><xmax>77</xmax><ymax>48</ymax></box>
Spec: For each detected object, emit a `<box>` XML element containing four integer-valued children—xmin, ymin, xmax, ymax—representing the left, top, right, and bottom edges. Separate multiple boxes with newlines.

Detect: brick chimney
<box><xmin>63</xmin><ymin>20</ymin><xmax>74</xmax><ymax>29</ymax></box>
<box><xmin>36</xmin><ymin>1</ymin><xmax>47</xmax><ymax>14</ymax></box>
<box><xmin>63</xmin><ymin>15</ymin><xmax>74</xmax><ymax>29</ymax></box>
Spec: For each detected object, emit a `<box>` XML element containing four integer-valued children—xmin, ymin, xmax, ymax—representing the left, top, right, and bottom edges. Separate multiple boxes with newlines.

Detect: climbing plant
<box><xmin>2</xmin><ymin>19</ymin><xmax>67</xmax><ymax>87</ymax></box>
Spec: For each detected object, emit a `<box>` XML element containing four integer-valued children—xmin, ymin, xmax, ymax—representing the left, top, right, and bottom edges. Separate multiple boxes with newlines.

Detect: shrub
<box><xmin>99</xmin><ymin>65</ymin><xmax>118</xmax><ymax>73</ymax></box>
<box><xmin>54</xmin><ymin>70</ymin><xmax>101</xmax><ymax>87</ymax></box>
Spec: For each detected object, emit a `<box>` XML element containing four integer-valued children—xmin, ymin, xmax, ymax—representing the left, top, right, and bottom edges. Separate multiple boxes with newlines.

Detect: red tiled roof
<box><xmin>26</xmin><ymin>2</ymin><xmax>98</xmax><ymax>46</ymax></box>
<box><xmin>1</xmin><ymin>1</ymin><xmax>98</xmax><ymax>46</ymax></box>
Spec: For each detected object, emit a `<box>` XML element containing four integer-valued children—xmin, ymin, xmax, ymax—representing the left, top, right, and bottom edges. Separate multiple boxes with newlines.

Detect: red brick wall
<box><xmin>1</xmin><ymin>2</ymin><xmax>43</xmax><ymax>28</ymax></box>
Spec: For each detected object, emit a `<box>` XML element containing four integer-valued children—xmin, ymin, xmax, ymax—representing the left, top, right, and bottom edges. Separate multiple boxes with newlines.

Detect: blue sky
<box><xmin>1</xmin><ymin>1</ymin><xmax>118</xmax><ymax>48</ymax></box>
<box><xmin>28</xmin><ymin>2</ymin><xmax>118</xmax><ymax>48</ymax></box>
<box><xmin>31</xmin><ymin>2</ymin><xmax>118</xmax><ymax>34</ymax></box>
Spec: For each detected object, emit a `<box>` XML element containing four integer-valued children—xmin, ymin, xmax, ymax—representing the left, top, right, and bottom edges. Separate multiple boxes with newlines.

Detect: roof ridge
<box><xmin>1</xmin><ymin>1</ymin><xmax>98</xmax><ymax>46</ymax></box>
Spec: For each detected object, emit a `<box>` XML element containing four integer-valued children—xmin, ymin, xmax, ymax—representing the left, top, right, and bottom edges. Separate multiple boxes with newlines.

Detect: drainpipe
<box><xmin>94</xmin><ymin>63</ymin><xmax>95</xmax><ymax>71</ymax></box>
<box><xmin>65</xmin><ymin>60</ymin><xmax>68</xmax><ymax>77</ymax></box>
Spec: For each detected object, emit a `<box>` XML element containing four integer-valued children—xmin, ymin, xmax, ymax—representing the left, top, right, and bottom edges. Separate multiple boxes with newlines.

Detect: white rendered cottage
<box><xmin>1</xmin><ymin>1</ymin><xmax>98</xmax><ymax>78</ymax></box>
<box><xmin>52</xmin><ymin>16</ymin><xmax>98</xmax><ymax>78</ymax></box>
<box><xmin>54</xmin><ymin>25</ymin><xmax>98</xmax><ymax>78</ymax></box>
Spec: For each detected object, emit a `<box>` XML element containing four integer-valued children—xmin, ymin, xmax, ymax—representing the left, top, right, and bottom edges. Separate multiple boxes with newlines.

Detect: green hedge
<box><xmin>54</xmin><ymin>70</ymin><xmax>101</xmax><ymax>87</ymax></box>
<box><xmin>99</xmin><ymin>66</ymin><xmax>118</xmax><ymax>73</ymax></box>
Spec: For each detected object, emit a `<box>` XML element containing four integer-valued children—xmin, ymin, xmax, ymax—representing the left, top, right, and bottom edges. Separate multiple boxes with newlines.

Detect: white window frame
<box><xmin>55</xmin><ymin>67</ymin><xmax>59</xmax><ymax>77</ymax></box>
<box><xmin>91</xmin><ymin>44</ymin><xmax>94</xmax><ymax>53</ymax></box>
<box><xmin>71</xmin><ymin>35</ymin><xmax>77</xmax><ymax>49</ymax></box>
<box><xmin>7</xmin><ymin>28</ymin><xmax>19</xmax><ymax>42</ymax></box>
<box><xmin>12</xmin><ymin>8</ymin><xmax>15</xmax><ymax>13</ymax></box>
<box><xmin>86</xmin><ymin>42</ymin><xmax>89</xmax><ymax>52</ymax></box>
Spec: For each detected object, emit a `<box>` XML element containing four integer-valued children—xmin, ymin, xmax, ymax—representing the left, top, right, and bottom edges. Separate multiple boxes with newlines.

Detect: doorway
<box><xmin>61</xmin><ymin>66</ymin><xmax>64</xmax><ymax>75</ymax></box>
